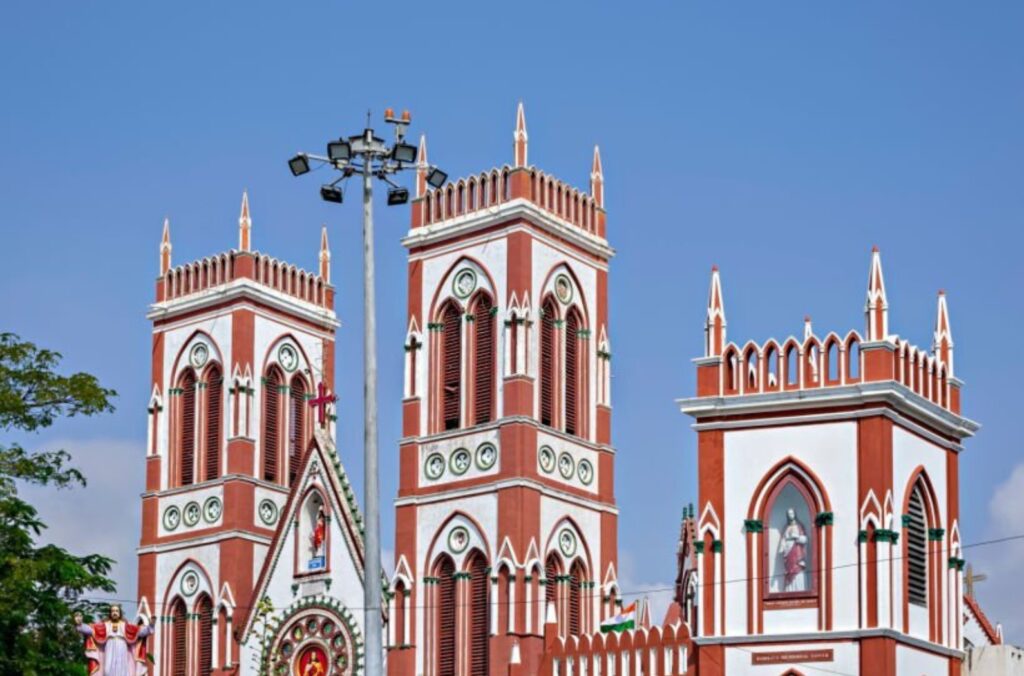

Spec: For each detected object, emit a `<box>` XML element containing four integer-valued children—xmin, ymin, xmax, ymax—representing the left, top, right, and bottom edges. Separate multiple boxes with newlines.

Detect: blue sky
<box><xmin>2</xmin><ymin>1</ymin><xmax>1022</xmax><ymax>638</ymax></box>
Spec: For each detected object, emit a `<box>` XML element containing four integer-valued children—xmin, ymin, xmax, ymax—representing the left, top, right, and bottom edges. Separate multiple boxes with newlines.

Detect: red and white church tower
<box><xmin>386</xmin><ymin>105</ymin><xmax>620</xmax><ymax>676</ymax></box>
<box><xmin>136</xmin><ymin>195</ymin><xmax>340</xmax><ymax>674</ymax></box>
<box><xmin>677</xmin><ymin>249</ymin><xmax>980</xmax><ymax>675</ymax></box>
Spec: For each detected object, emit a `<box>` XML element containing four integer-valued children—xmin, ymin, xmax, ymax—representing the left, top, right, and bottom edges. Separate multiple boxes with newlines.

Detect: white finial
<box><xmin>514</xmin><ymin>101</ymin><xmax>528</xmax><ymax>167</ymax></box>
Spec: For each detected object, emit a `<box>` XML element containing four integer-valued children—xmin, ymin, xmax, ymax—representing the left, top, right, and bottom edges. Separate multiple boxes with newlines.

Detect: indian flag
<box><xmin>600</xmin><ymin>602</ymin><xmax>636</xmax><ymax>633</ymax></box>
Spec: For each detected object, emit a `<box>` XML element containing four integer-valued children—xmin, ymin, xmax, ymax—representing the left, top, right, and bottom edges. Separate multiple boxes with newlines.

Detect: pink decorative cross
<box><xmin>309</xmin><ymin>381</ymin><xmax>337</xmax><ymax>427</ymax></box>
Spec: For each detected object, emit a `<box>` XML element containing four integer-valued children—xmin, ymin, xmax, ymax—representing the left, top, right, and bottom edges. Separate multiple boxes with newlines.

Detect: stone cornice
<box><xmin>677</xmin><ymin>381</ymin><xmax>980</xmax><ymax>440</ymax></box>
<box><xmin>401</xmin><ymin>198</ymin><xmax>615</xmax><ymax>260</ymax></box>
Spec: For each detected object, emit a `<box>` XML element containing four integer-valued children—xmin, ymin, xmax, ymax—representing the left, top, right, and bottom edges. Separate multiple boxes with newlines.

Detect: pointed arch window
<box><xmin>203</xmin><ymin>364</ymin><xmax>222</xmax><ymax>482</ymax></box>
<box><xmin>440</xmin><ymin>301</ymin><xmax>463</xmax><ymax>431</ymax></box>
<box><xmin>468</xmin><ymin>552</ymin><xmax>490</xmax><ymax>675</ymax></box>
<box><xmin>170</xmin><ymin>598</ymin><xmax>188</xmax><ymax>676</ymax></box>
<box><xmin>763</xmin><ymin>475</ymin><xmax>818</xmax><ymax>598</ymax></box>
<box><xmin>288</xmin><ymin>375</ymin><xmax>307</xmax><ymax>485</ymax></box>
<box><xmin>568</xmin><ymin>559</ymin><xmax>585</xmax><ymax>636</ymax></box>
<box><xmin>197</xmin><ymin>594</ymin><xmax>213</xmax><ymax>676</ymax></box>
<box><xmin>906</xmin><ymin>483</ymin><xmax>928</xmax><ymax>607</ymax></box>
<box><xmin>436</xmin><ymin>556</ymin><xmax>456</xmax><ymax>676</ymax></box>
<box><xmin>471</xmin><ymin>293</ymin><xmax>495</xmax><ymax>426</ymax></box>
<box><xmin>540</xmin><ymin>298</ymin><xmax>558</xmax><ymax>427</ymax></box>
<box><xmin>545</xmin><ymin>553</ymin><xmax>561</xmax><ymax>632</ymax></box>
<box><xmin>178</xmin><ymin>369</ymin><xmax>197</xmax><ymax>487</ymax></box>
<box><xmin>564</xmin><ymin>307</ymin><xmax>584</xmax><ymax>437</ymax></box>
<box><xmin>262</xmin><ymin>367</ymin><xmax>283</xmax><ymax>483</ymax></box>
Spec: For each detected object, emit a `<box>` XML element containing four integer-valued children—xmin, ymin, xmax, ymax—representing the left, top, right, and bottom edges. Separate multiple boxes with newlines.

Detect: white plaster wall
<box><xmin>539</xmin><ymin>493</ymin><xmax>603</xmax><ymax>576</ymax></box>
<box><xmin>896</xmin><ymin>643</ymin><xmax>948</xmax><ymax>674</ymax></box>
<box><xmin>536</xmin><ymin>429</ymin><xmax>600</xmax><ymax>495</ymax></box>
<box><xmin>158</xmin><ymin>485</ymin><xmax>224</xmax><ymax>536</ymax></box>
<box><xmin>417</xmin><ymin>427</ymin><xmax>501</xmax><ymax>486</ymax></box>
<box><xmin>723</xmin><ymin>641</ymin><xmax>859</xmax><ymax>674</ymax></box>
<box><xmin>155</xmin><ymin>542</ymin><xmax>221</xmax><ymax>611</ymax></box>
<box><xmin>722</xmin><ymin>422</ymin><xmax>859</xmax><ymax>635</ymax></box>
<box><xmin>892</xmin><ymin>426</ymin><xmax>948</xmax><ymax>642</ymax></box>
<box><xmin>415</xmin><ymin>493</ymin><xmax>499</xmax><ymax>573</ymax></box>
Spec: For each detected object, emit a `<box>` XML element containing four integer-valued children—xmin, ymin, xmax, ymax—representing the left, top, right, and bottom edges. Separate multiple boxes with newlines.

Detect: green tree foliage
<box><xmin>0</xmin><ymin>332</ymin><xmax>118</xmax><ymax>674</ymax></box>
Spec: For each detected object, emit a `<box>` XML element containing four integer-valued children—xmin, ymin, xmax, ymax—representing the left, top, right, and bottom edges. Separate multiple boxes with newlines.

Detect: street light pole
<box><xmin>288</xmin><ymin>111</ymin><xmax>447</xmax><ymax>676</ymax></box>
<box><xmin>360</xmin><ymin>148</ymin><xmax>383</xmax><ymax>676</ymax></box>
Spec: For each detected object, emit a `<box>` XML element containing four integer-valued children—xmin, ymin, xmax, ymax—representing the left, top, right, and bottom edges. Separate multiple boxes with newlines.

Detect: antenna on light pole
<box><xmin>288</xmin><ymin>109</ymin><xmax>447</xmax><ymax>675</ymax></box>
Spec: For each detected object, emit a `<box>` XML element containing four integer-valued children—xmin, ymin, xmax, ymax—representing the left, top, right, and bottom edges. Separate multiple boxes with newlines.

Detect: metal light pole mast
<box><xmin>288</xmin><ymin>111</ymin><xmax>447</xmax><ymax>676</ymax></box>
<box><xmin>359</xmin><ymin>143</ymin><xmax>383</xmax><ymax>676</ymax></box>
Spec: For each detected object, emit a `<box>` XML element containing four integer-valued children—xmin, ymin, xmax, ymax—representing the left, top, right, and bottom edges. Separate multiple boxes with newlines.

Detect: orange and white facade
<box><xmin>136</xmin><ymin>195</ymin><xmax>340</xmax><ymax>674</ymax></box>
<box><xmin>386</xmin><ymin>105</ymin><xmax>621</xmax><ymax>676</ymax></box>
<box><xmin>676</xmin><ymin>250</ymin><xmax>980</xmax><ymax>675</ymax></box>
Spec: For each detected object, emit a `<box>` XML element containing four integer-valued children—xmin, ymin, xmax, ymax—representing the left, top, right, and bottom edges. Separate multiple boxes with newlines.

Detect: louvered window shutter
<box><xmin>205</xmin><ymin>366</ymin><xmax>221</xmax><ymax>481</ymax></box>
<box><xmin>180</xmin><ymin>371</ymin><xmax>196</xmax><ymax>486</ymax></box>
<box><xmin>474</xmin><ymin>295</ymin><xmax>495</xmax><ymax>425</ymax></box>
<box><xmin>569</xmin><ymin>561</ymin><xmax>583</xmax><ymax>636</ymax></box>
<box><xmin>470</xmin><ymin>555</ymin><xmax>490</xmax><ymax>675</ymax></box>
<box><xmin>289</xmin><ymin>378</ymin><xmax>306</xmax><ymax>485</ymax></box>
<box><xmin>443</xmin><ymin>304</ymin><xmax>462</xmax><ymax>431</ymax></box>
<box><xmin>438</xmin><ymin>558</ymin><xmax>456</xmax><ymax>676</ymax></box>
<box><xmin>171</xmin><ymin>600</ymin><xmax>187</xmax><ymax>676</ymax></box>
<box><xmin>907</xmin><ymin>487</ymin><xmax>928</xmax><ymax>607</ymax></box>
<box><xmin>540</xmin><ymin>301</ymin><xmax>556</xmax><ymax>427</ymax></box>
<box><xmin>545</xmin><ymin>555</ymin><xmax>559</xmax><ymax>610</ymax></box>
<box><xmin>564</xmin><ymin>312</ymin><xmax>579</xmax><ymax>436</ymax></box>
<box><xmin>263</xmin><ymin>370</ymin><xmax>281</xmax><ymax>482</ymax></box>
<box><xmin>198</xmin><ymin>596</ymin><xmax>213</xmax><ymax>676</ymax></box>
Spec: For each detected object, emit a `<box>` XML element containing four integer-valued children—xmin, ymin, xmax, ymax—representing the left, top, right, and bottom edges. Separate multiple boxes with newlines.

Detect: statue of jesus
<box><xmin>75</xmin><ymin>604</ymin><xmax>153</xmax><ymax>675</ymax></box>
<box><xmin>776</xmin><ymin>507</ymin><xmax>809</xmax><ymax>592</ymax></box>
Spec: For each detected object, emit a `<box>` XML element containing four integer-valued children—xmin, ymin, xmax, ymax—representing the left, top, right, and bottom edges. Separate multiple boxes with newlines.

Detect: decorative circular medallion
<box><xmin>448</xmin><ymin>526</ymin><xmax>470</xmax><ymax>554</ymax></box>
<box><xmin>475</xmin><ymin>443</ymin><xmax>497</xmax><ymax>470</ymax></box>
<box><xmin>268</xmin><ymin>608</ymin><xmax>354</xmax><ymax>676</ymax></box>
<box><xmin>202</xmin><ymin>496</ymin><xmax>222</xmax><ymax>523</ymax></box>
<box><xmin>189</xmin><ymin>343</ymin><xmax>210</xmax><ymax>368</ymax></box>
<box><xmin>424</xmin><ymin>453</ymin><xmax>445</xmax><ymax>480</ymax></box>
<box><xmin>162</xmin><ymin>505</ymin><xmax>181</xmax><ymax>531</ymax></box>
<box><xmin>278</xmin><ymin>344</ymin><xmax>299</xmax><ymax>372</ymax></box>
<box><xmin>558</xmin><ymin>452</ymin><xmax>575</xmax><ymax>480</ymax></box>
<box><xmin>452</xmin><ymin>268</ymin><xmax>477</xmax><ymax>299</ymax></box>
<box><xmin>258</xmin><ymin>499</ymin><xmax>279</xmax><ymax>526</ymax></box>
<box><xmin>182</xmin><ymin>501</ymin><xmax>201</xmax><ymax>527</ymax></box>
<box><xmin>577</xmin><ymin>459</ymin><xmax>594</xmax><ymax>485</ymax></box>
<box><xmin>538</xmin><ymin>446</ymin><xmax>556</xmax><ymax>474</ymax></box>
<box><xmin>450</xmin><ymin>448</ymin><xmax>472</xmax><ymax>475</ymax></box>
<box><xmin>558</xmin><ymin>529</ymin><xmax>577</xmax><ymax>557</ymax></box>
<box><xmin>555</xmin><ymin>274</ymin><xmax>573</xmax><ymax>305</ymax></box>
<box><xmin>180</xmin><ymin>570</ymin><xmax>200</xmax><ymax>597</ymax></box>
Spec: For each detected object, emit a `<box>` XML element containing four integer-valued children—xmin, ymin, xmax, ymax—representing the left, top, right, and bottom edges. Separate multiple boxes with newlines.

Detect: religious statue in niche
<box><xmin>767</xmin><ymin>481</ymin><xmax>812</xmax><ymax>594</ymax></box>
<box><xmin>297</xmin><ymin>647</ymin><xmax>327</xmax><ymax>676</ymax></box>
<box><xmin>74</xmin><ymin>604</ymin><xmax>153</xmax><ymax>675</ymax></box>
<box><xmin>309</xmin><ymin>504</ymin><xmax>327</xmax><ymax>571</ymax></box>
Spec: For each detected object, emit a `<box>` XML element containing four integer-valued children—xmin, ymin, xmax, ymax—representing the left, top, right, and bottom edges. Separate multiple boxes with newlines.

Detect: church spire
<box><xmin>238</xmin><ymin>190</ymin><xmax>252</xmax><ymax>251</ymax></box>
<box><xmin>415</xmin><ymin>134</ymin><xmax>429</xmax><ymax>199</ymax></box>
<box><xmin>865</xmin><ymin>246</ymin><xmax>888</xmax><ymax>341</ymax></box>
<box><xmin>160</xmin><ymin>217</ymin><xmax>172</xmax><ymax>274</ymax></box>
<box><xmin>705</xmin><ymin>265</ymin><xmax>726</xmax><ymax>357</ymax></box>
<box><xmin>513</xmin><ymin>101</ymin><xmax>528</xmax><ymax>167</ymax></box>
<box><xmin>319</xmin><ymin>225</ymin><xmax>331</xmax><ymax>283</ymax></box>
<box><xmin>590</xmin><ymin>145</ymin><xmax>604</xmax><ymax>209</ymax></box>
<box><xmin>933</xmin><ymin>290</ymin><xmax>954</xmax><ymax>376</ymax></box>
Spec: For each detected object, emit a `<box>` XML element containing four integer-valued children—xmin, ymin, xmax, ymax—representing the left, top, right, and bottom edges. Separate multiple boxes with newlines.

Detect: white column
<box><xmin>225</xmin><ymin>615</ymin><xmax>233</xmax><ymax>667</ymax></box>
<box><xmin>490</xmin><ymin>576</ymin><xmax>499</xmax><ymax>636</ymax></box>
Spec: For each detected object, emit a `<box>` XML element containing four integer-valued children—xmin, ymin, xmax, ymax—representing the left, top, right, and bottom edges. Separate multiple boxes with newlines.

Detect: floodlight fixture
<box><xmin>288</xmin><ymin>154</ymin><xmax>311</xmax><ymax>176</ymax></box>
<box><xmin>327</xmin><ymin>139</ymin><xmax>352</xmax><ymax>162</ymax></box>
<box><xmin>426</xmin><ymin>167</ymin><xmax>448</xmax><ymax>189</ymax></box>
<box><xmin>320</xmin><ymin>185</ymin><xmax>343</xmax><ymax>203</ymax></box>
<box><xmin>392</xmin><ymin>142</ymin><xmax>417</xmax><ymax>164</ymax></box>
<box><xmin>387</xmin><ymin>187</ymin><xmax>410</xmax><ymax>206</ymax></box>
